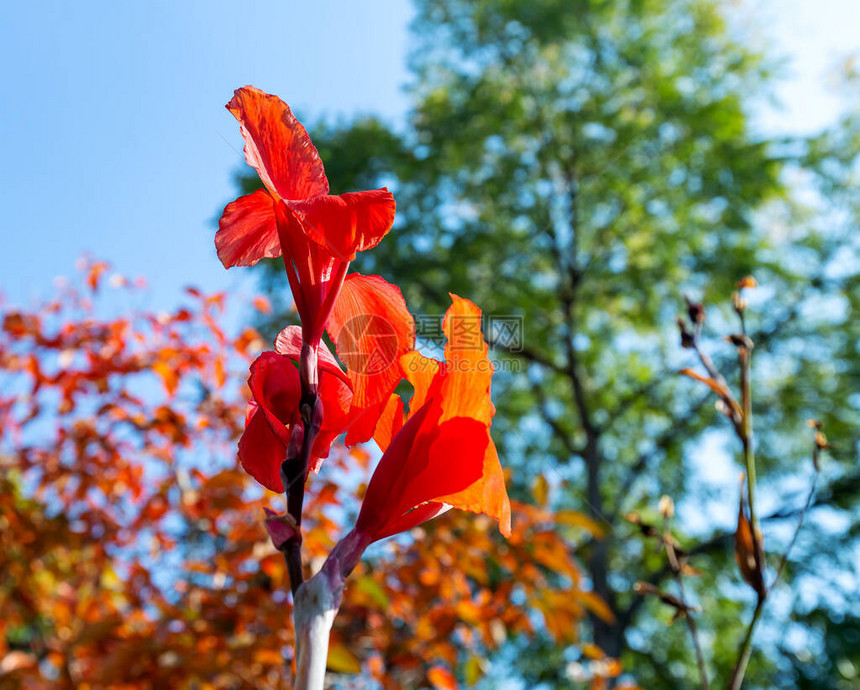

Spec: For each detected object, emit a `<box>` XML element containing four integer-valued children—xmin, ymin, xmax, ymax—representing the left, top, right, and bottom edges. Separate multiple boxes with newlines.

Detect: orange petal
<box><xmin>216</xmin><ymin>190</ymin><xmax>280</xmax><ymax>268</ymax></box>
<box><xmin>394</xmin><ymin>417</ymin><xmax>489</xmax><ymax>524</ymax></box>
<box><xmin>441</xmin><ymin>294</ymin><xmax>495</xmax><ymax>424</ymax></box>
<box><xmin>327</xmin><ymin>274</ymin><xmax>414</xmax><ymax>445</ymax></box>
<box><xmin>372</xmin><ymin>393</ymin><xmax>404</xmax><ymax>453</ymax></box>
<box><xmin>436</xmin><ymin>435</ymin><xmax>512</xmax><ymax>537</ymax></box>
<box><xmin>226</xmin><ymin>86</ymin><xmax>329</xmax><ymax>201</ymax></box>
<box><xmin>287</xmin><ymin>189</ymin><xmax>396</xmax><ymax>261</ymax></box>
<box><xmin>401</xmin><ymin>350</ymin><xmax>441</xmax><ymax>418</ymax></box>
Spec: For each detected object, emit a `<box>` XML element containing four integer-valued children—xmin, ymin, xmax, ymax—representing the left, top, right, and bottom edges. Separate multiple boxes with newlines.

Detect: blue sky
<box><xmin>0</xmin><ymin>0</ymin><xmax>857</xmax><ymax>313</ymax></box>
<box><xmin>0</xmin><ymin>0</ymin><xmax>413</xmax><ymax>310</ymax></box>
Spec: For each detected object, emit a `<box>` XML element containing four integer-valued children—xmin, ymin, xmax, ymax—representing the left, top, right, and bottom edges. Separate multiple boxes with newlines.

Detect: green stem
<box><xmin>740</xmin><ymin>348</ymin><xmax>757</xmax><ymax>532</ymax></box>
<box><xmin>728</xmin><ymin>596</ymin><xmax>765</xmax><ymax>690</ymax></box>
<box><xmin>732</xmin><ymin>342</ymin><xmax>766</xmax><ymax>689</ymax></box>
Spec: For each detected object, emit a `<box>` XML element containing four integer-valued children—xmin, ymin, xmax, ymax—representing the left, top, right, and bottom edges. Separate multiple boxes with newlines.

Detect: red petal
<box><xmin>238</xmin><ymin>406</ymin><xmax>287</xmax><ymax>492</ymax></box>
<box><xmin>288</xmin><ymin>189</ymin><xmax>396</xmax><ymax>261</ymax></box>
<box><xmin>327</xmin><ymin>274</ymin><xmax>414</xmax><ymax>445</ymax></box>
<box><xmin>318</xmin><ymin>370</ymin><xmax>353</xmax><ymax>433</ymax></box>
<box><xmin>308</xmin><ymin>429</ymin><xmax>340</xmax><ymax>474</ymax></box>
<box><xmin>393</xmin><ymin>416</ymin><xmax>489</xmax><ymax>520</ymax></box>
<box><xmin>247</xmin><ymin>352</ymin><xmax>301</xmax><ymax>442</ymax></box>
<box><xmin>216</xmin><ymin>190</ymin><xmax>280</xmax><ymax>268</ymax></box>
<box><xmin>226</xmin><ymin>86</ymin><xmax>329</xmax><ymax>201</ymax></box>
<box><xmin>356</xmin><ymin>405</ymin><xmax>488</xmax><ymax>541</ymax></box>
<box><xmin>355</xmin><ymin>403</ymin><xmax>432</xmax><ymax>538</ymax></box>
<box><xmin>372</xmin><ymin>502</ymin><xmax>450</xmax><ymax>541</ymax></box>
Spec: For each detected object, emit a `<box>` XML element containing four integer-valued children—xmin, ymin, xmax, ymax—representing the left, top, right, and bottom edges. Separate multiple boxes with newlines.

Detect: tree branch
<box><xmin>609</xmin><ymin>393</ymin><xmax>711</xmax><ymax>523</ymax></box>
<box><xmin>528</xmin><ymin>376</ymin><xmax>584</xmax><ymax>460</ymax></box>
<box><xmin>484</xmin><ymin>335</ymin><xmax>568</xmax><ymax>376</ymax></box>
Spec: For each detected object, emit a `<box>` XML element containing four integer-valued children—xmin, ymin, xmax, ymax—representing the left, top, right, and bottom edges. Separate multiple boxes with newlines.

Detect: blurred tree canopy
<box><xmin>2</xmin><ymin>264</ymin><xmax>607</xmax><ymax>688</ymax></box>
<box><xmin>241</xmin><ymin>0</ymin><xmax>860</xmax><ymax>686</ymax></box>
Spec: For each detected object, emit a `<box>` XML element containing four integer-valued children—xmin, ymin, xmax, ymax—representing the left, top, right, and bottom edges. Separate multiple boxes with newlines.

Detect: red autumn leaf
<box><xmin>252</xmin><ymin>295</ymin><xmax>272</xmax><ymax>314</ymax></box>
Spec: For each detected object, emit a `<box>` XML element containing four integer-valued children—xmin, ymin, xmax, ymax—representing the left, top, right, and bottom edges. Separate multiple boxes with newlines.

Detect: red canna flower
<box><xmin>353</xmin><ymin>295</ymin><xmax>511</xmax><ymax>541</ymax></box>
<box><xmin>238</xmin><ymin>338</ymin><xmax>351</xmax><ymax>493</ymax></box>
<box><xmin>238</xmin><ymin>270</ymin><xmax>414</xmax><ymax>491</ymax></box>
<box><xmin>215</xmin><ymin>86</ymin><xmax>396</xmax><ymax>347</ymax></box>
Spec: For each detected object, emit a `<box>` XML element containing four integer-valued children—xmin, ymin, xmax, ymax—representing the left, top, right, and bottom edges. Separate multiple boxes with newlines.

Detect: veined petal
<box><xmin>327</xmin><ymin>274</ymin><xmax>414</xmax><ymax>445</ymax></box>
<box><xmin>393</xmin><ymin>416</ymin><xmax>489</xmax><ymax>527</ymax></box>
<box><xmin>288</xmin><ymin>189</ymin><xmax>396</xmax><ymax>261</ymax></box>
<box><xmin>226</xmin><ymin>86</ymin><xmax>329</xmax><ymax>201</ymax></box>
<box><xmin>216</xmin><ymin>190</ymin><xmax>281</xmax><ymax>268</ymax></box>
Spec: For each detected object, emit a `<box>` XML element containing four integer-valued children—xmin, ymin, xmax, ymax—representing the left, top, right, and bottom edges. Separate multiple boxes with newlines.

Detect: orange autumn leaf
<box><xmin>555</xmin><ymin>509</ymin><xmax>606</xmax><ymax>538</ymax></box>
<box><xmin>1</xmin><ymin>259</ymin><xmax>598</xmax><ymax>689</ymax></box>
<box><xmin>678</xmin><ymin>367</ymin><xmax>742</xmax><ymax>417</ymax></box>
<box><xmin>735</xmin><ymin>480</ymin><xmax>766</xmax><ymax>597</ymax></box>
<box><xmin>428</xmin><ymin>665</ymin><xmax>458</xmax><ymax>690</ymax></box>
<box><xmin>252</xmin><ymin>295</ymin><xmax>272</xmax><ymax>314</ymax></box>
<box><xmin>576</xmin><ymin>590</ymin><xmax>616</xmax><ymax>624</ymax></box>
<box><xmin>326</xmin><ymin>644</ymin><xmax>362</xmax><ymax>674</ymax></box>
<box><xmin>532</xmin><ymin>474</ymin><xmax>550</xmax><ymax>508</ymax></box>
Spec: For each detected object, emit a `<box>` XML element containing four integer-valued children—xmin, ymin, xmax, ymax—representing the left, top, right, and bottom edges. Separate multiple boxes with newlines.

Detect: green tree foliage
<box><xmin>241</xmin><ymin>0</ymin><xmax>860</xmax><ymax>685</ymax></box>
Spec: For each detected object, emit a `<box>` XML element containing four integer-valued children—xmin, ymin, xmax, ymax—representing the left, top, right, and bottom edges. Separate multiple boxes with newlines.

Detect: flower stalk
<box><xmin>281</xmin><ymin>345</ymin><xmax>323</xmax><ymax>595</ymax></box>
